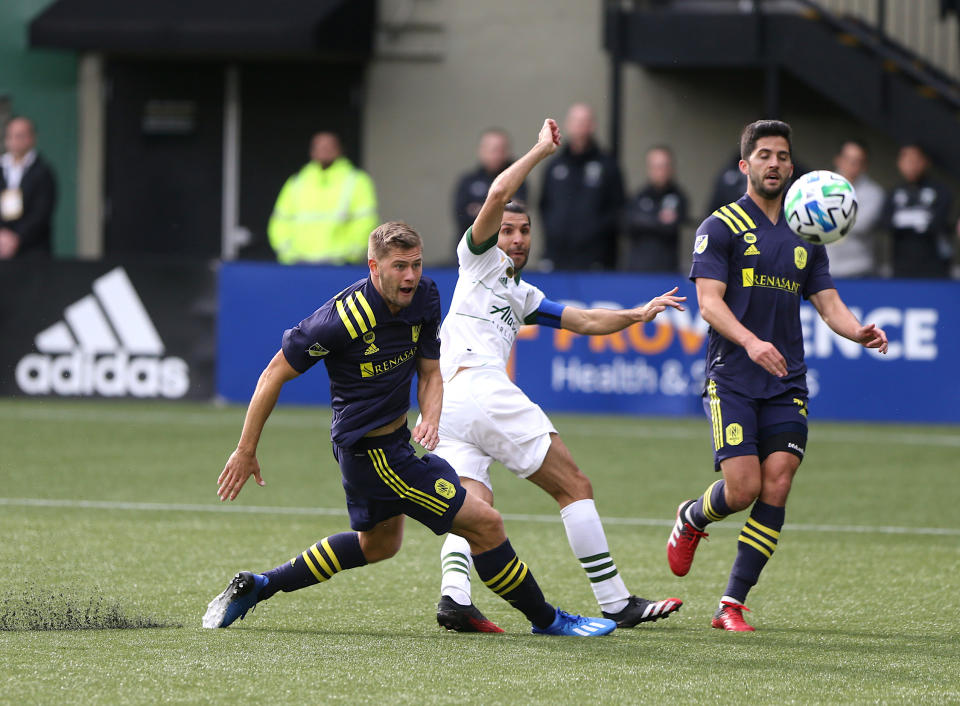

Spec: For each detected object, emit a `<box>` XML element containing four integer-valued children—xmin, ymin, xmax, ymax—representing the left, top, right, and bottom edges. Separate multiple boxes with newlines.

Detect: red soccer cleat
<box><xmin>436</xmin><ymin>596</ymin><xmax>504</xmax><ymax>633</ymax></box>
<box><xmin>667</xmin><ymin>500</ymin><xmax>709</xmax><ymax>577</ymax></box>
<box><xmin>711</xmin><ymin>600</ymin><xmax>755</xmax><ymax>632</ymax></box>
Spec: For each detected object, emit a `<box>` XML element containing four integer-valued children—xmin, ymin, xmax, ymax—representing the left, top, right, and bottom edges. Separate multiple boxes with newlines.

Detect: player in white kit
<box><xmin>435</xmin><ymin>119</ymin><xmax>686</xmax><ymax>632</ymax></box>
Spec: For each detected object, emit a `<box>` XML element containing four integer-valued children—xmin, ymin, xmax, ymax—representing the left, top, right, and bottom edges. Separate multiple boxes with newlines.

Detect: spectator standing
<box><xmin>539</xmin><ymin>103</ymin><xmax>624</xmax><ymax>270</ymax></box>
<box><xmin>0</xmin><ymin>117</ymin><xmax>56</xmax><ymax>259</ymax></box>
<box><xmin>268</xmin><ymin>132</ymin><xmax>378</xmax><ymax>265</ymax></box>
<box><xmin>452</xmin><ymin>128</ymin><xmax>528</xmax><ymax>246</ymax></box>
<box><xmin>827</xmin><ymin>139</ymin><xmax>885</xmax><ymax>278</ymax></box>
<box><xmin>883</xmin><ymin>144</ymin><xmax>954</xmax><ymax>278</ymax></box>
<box><xmin>624</xmin><ymin>146</ymin><xmax>688</xmax><ymax>272</ymax></box>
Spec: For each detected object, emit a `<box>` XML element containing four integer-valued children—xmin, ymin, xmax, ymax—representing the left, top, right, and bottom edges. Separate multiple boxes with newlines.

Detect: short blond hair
<box><xmin>368</xmin><ymin>221</ymin><xmax>422</xmax><ymax>261</ymax></box>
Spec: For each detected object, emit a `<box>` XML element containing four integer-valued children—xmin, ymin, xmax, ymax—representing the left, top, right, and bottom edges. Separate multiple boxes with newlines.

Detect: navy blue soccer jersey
<box><xmin>689</xmin><ymin>195</ymin><xmax>834</xmax><ymax>399</ymax></box>
<box><xmin>282</xmin><ymin>276</ymin><xmax>442</xmax><ymax>448</ymax></box>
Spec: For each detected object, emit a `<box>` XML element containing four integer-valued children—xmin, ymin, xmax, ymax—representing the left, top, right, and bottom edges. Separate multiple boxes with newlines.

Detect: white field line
<box><xmin>1</xmin><ymin>497</ymin><xmax>957</xmax><ymax>537</ymax></box>
<box><xmin>1</xmin><ymin>405</ymin><xmax>959</xmax><ymax>448</ymax></box>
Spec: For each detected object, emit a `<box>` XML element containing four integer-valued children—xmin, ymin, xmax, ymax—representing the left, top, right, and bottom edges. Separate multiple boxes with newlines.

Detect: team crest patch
<box><xmin>434</xmin><ymin>478</ymin><xmax>456</xmax><ymax>499</ymax></box>
<box><xmin>307</xmin><ymin>343</ymin><xmax>330</xmax><ymax>358</ymax></box>
<box><xmin>794</xmin><ymin>246</ymin><xmax>808</xmax><ymax>270</ymax></box>
<box><xmin>725</xmin><ymin>423</ymin><xmax>743</xmax><ymax>446</ymax></box>
<box><xmin>743</xmin><ymin>232</ymin><xmax>757</xmax><ymax>243</ymax></box>
<box><xmin>412</xmin><ymin>324</ymin><xmax>421</xmax><ymax>343</ymax></box>
<box><xmin>694</xmin><ymin>233</ymin><xmax>709</xmax><ymax>254</ymax></box>
<box><xmin>506</xmin><ymin>266</ymin><xmax>514</xmax><ymax>278</ymax></box>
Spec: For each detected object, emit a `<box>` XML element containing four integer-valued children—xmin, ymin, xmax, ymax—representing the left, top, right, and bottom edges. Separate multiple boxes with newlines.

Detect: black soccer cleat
<box><xmin>436</xmin><ymin>595</ymin><xmax>504</xmax><ymax>633</ymax></box>
<box><xmin>602</xmin><ymin>595</ymin><xmax>683</xmax><ymax>628</ymax></box>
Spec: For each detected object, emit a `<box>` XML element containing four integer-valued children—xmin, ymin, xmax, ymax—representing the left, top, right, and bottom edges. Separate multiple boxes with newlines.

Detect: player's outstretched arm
<box><xmin>413</xmin><ymin>356</ymin><xmax>442</xmax><ymax>451</ymax></box>
<box><xmin>696</xmin><ymin>277</ymin><xmax>789</xmax><ymax>377</ymax></box>
<box><xmin>471</xmin><ymin>119</ymin><xmax>560</xmax><ymax>244</ymax></box>
<box><xmin>560</xmin><ymin>287</ymin><xmax>686</xmax><ymax>335</ymax></box>
<box><xmin>217</xmin><ymin>350</ymin><xmax>301</xmax><ymax>501</ymax></box>
<box><xmin>809</xmin><ymin>288</ymin><xmax>888</xmax><ymax>353</ymax></box>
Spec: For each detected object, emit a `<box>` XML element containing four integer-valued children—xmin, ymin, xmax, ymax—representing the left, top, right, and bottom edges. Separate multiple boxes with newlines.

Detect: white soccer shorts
<box><xmin>434</xmin><ymin>366</ymin><xmax>556</xmax><ymax>490</ymax></box>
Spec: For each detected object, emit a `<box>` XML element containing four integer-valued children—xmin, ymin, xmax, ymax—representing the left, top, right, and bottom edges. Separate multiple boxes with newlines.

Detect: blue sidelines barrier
<box><xmin>218</xmin><ymin>262</ymin><xmax>960</xmax><ymax>423</ymax></box>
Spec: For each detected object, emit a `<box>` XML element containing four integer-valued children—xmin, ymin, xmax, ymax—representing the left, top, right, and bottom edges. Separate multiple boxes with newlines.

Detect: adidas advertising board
<box><xmin>0</xmin><ymin>261</ymin><xmax>215</xmax><ymax>400</ymax></box>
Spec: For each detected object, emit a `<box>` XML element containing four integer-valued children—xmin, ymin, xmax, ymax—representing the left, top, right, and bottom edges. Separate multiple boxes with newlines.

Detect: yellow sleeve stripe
<box><xmin>746</xmin><ymin>516</ymin><xmax>781</xmax><ymax>539</ymax></box>
<box><xmin>738</xmin><ymin>534</ymin><xmax>773</xmax><ymax>558</ymax></box>
<box><xmin>720</xmin><ymin>206</ymin><xmax>747</xmax><ymax>232</ymax></box>
<box><xmin>321</xmin><ymin>537</ymin><xmax>342</xmax><ymax>573</ymax></box>
<box><xmin>728</xmin><ymin>202</ymin><xmax>757</xmax><ymax>229</ymax></box>
<box><xmin>498</xmin><ymin>562</ymin><xmax>529</xmax><ymax>596</ymax></box>
<box><xmin>309</xmin><ymin>543</ymin><xmax>335</xmax><ymax>578</ymax></box>
<box><xmin>712</xmin><ymin>210</ymin><xmax>738</xmax><ymax>234</ymax></box>
<box><xmin>354</xmin><ymin>291</ymin><xmax>377</xmax><ymax>328</ymax></box>
<box><xmin>346</xmin><ymin>295</ymin><xmax>369</xmax><ymax>334</ymax></box>
<box><xmin>708</xmin><ymin>380</ymin><xmax>723</xmax><ymax>451</ymax></box>
<box><xmin>301</xmin><ymin>550</ymin><xmax>328</xmax><ymax>582</ymax></box>
<box><xmin>336</xmin><ymin>299</ymin><xmax>359</xmax><ymax>339</ymax></box>
<box><xmin>741</xmin><ymin>525</ymin><xmax>777</xmax><ymax>552</ymax></box>
<box><xmin>484</xmin><ymin>556</ymin><xmax>520</xmax><ymax>591</ymax></box>
<box><xmin>367</xmin><ymin>449</ymin><xmax>448</xmax><ymax>516</ymax></box>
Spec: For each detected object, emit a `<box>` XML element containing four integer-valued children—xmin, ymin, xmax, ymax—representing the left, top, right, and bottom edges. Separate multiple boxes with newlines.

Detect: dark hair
<box><xmin>839</xmin><ymin>138</ymin><xmax>869</xmax><ymax>156</ymax></box>
<box><xmin>740</xmin><ymin>120</ymin><xmax>792</xmax><ymax>160</ymax></box>
<box><xmin>503</xmin><ymin>200</ymin><xmax>531</xmax><ymax>226</ymax></box>
<box><xmin>646</xmin><ymin>144</ymin><xmax>673</xmax><ymax>158</ymax></box>
<box><xmin>898</xmin><ymin>142</ymin><xmax>928</xmax><ymax>159</ymax></box>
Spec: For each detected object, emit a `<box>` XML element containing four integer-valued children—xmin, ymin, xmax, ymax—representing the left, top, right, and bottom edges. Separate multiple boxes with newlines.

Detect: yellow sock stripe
<box><xmin>741</xmin><ymin>525</ymin><xmax>777</xmax><ymax>552</ymax></box>
<box><xmin>309</xmin><ymin>543</ymin><xmax>336</xmax><ymax>578</ymax></box>
<box><xmin>498</xmin><ymin>562</ymin><xmax>529</xmax><ymax>596</ymax></box>
<box><xmin>367</xmin><ymin>450</ymin><xmax>446</xmax><ymax>516</ymax></box>
<box><xmin>746</xmin><ymin>516</ymin><xmax>781</xmax><ymax>539</ymax></box>
<box><xmin>336</xmin><ymin>299</ymin><xmax>359</xmax><ymax>339</ymax></box>
<box><xmin>354</xmin><ymin>291</ymin><xmax>377</xmax><ymax>328</ymax></box>
<box><xmin>738</xmin><ymin>534</ymin><xmax>773</xmax><ymax>558</ymax></box>
<box><xmin>719</xmin><ymin>206</ymin><xmax>746</xmax><ymax>232</ymax></box>
<box><xmin>321</xmin><ymin>537</ymin><xmax>342</xmax><ymax>573</ymax></box>
<box><xmin>712</xmin><ymin>210</ymin><xmax>738</xmax><ymax>234</ymax></box>
<box><xmin>346</xmin><ymin>294</ymin><xmax>369</xmax><ymax>334</ymax></box>
<box><xmin>301</xmin><ymin>550</ymin><xmax>328</xmax><ymax>581</ymax></box>
<box><xmin>728</xmin><ymin>202</ymin><xmax>757</xmax><ymax>229</ymax></box>
<box><xmin>484</xmin><ymin>556</ymin><xmax>519</xmax><ymax>589</ymax></box>
<box><xmin>708</xmin><ymin>380</ymin><xmax>723</xmax><ymax>450</ymax></box>
<box><xmin>702</xmin><ymin>480</ymin><xmax>724</xmax><ymax>522</ymax></box>
<box><xmin>373</xmin><ymin>449</ymin><xmax>449</xmax><ymax>513</ymax></box>
<box><xmin>489</xmin><ymin>557</ymin><xmax>525</xmax><ymax>594</ymax></box>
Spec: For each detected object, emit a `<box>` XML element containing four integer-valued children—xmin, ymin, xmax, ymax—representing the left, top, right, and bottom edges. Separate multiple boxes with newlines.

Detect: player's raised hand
<box><xmin>745</xmin><ymin>338</ymin><xmax>788</xmax><ymax>378</ymax></box>
<box><xmin>637</xmin><ymin>287</ymin><xmax>686</xmax><ymax>322</ymax></box>
<box><xmin>855</xmin><ymin>323</ymin><xmax>888</xmax><ymax>354</ymax></box>
<box><xmin>538</xmin><ymin>119</ymin><xmax>561</xmax><ymax>154</ymax></box>
<box><xmin>217</xmin><ymin>448</ymin><xmax>265</xmax><ymax>501</ymax></box>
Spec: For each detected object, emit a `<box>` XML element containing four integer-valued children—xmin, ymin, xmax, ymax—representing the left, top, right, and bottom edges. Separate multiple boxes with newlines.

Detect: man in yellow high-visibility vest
<box><xmin>268</xmin><ymin>132</ymin><xmax>378</xmax><ymax>264</ymax></box>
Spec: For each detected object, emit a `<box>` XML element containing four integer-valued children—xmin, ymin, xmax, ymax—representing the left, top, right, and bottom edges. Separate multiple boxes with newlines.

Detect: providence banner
<box><xmin>0</xmin><ymin>260</ymin><xmax>216</xmax><ymax>400</ymax></box>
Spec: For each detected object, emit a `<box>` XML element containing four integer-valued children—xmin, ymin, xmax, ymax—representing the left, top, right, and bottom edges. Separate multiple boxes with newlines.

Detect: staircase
<box><xmin>604</xmin><ymin>0</ymin><xmax>960</xmax><ymax>177</ymax></box>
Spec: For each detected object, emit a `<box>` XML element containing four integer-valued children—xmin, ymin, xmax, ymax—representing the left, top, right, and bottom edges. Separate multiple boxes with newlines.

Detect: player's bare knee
<box><xmin>725</xmin><ymin>480</ymin><xmax>761</xmax><ymax>511</ymax></box>
<box><xmin>358</xmin><ymin>533</ymin><xmax>403</xmax><ymax>563</ymax></box>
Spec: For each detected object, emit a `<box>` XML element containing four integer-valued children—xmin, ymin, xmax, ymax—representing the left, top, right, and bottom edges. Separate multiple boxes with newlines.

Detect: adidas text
<box><xmin>16</xmin><ymin>351</ymin><xmax>189</xmax><ymax>398</ymax></box>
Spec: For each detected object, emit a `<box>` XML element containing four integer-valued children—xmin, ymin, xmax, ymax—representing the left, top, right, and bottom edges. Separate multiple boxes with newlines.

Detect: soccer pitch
<box><xmin>1</xmin><ymin>399</ymin><xmax>957</xmax><ymax>704</ymax></box>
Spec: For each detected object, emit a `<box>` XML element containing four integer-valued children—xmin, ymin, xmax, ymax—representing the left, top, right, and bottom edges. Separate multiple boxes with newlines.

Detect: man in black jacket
<box><xmin>1</xmin><ymin>117</ymin><xmax>57</xmax><ymax>259</ymax></box>
<box><xmin>539</xmin><ymin>103</ymin><xmax>624</xmax><ymax>271</ymax></box>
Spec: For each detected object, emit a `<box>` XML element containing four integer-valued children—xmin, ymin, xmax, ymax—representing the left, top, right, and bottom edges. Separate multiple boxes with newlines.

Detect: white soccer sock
<box><xmin>560</xmin><ymin>498</ymin><xmax>630</xmax><ymax>613</ymax></box>
<box><xmin>440</xmin><ymin>534</ymin><xmax>473</xmax><ymax>606</ymax></box>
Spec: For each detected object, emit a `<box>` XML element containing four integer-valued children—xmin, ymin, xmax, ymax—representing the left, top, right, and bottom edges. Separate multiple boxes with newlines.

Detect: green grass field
<box><xmin>1</xmin><ymin>398</ymin><xmax>958</xmax><ymax>704</ymax></box>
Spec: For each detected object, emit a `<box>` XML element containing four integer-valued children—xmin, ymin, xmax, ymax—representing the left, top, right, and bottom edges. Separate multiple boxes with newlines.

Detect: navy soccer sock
<box><xmin>472</xmin><ymin>539</ymin><xmax>556</xmax><ymax>629</ymax></box>
<box><xmin>260</xmin><ymin>532</ymin><xmax>368</xmax><ymax>600</ymax></box>
<box><xmin>724</xmin><ymin>500</ymin><xmax>785</xmax><ymax>604</ymax></box>
<box><xmin>686</xmin><ymin>479</ymin><xmax>734</xmax><ymax>529</ymax></box>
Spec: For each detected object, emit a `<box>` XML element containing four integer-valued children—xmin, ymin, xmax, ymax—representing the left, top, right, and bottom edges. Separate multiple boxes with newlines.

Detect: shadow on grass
<box><xmin>0</xmin><ymin>586</ymin><xmax>180</xmax><ymax>631</ymax></box>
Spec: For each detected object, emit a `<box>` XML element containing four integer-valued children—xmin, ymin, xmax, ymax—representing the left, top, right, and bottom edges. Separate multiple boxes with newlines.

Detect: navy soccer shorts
<box><xmin>333</xmin><ymin>425</ymin><xmax>467</xmax><ymax>535</ymax></box>
<box><xmin>702</xmin><ymin>379</ymin><xmax>809</xmax><ymax>471</ymax></box>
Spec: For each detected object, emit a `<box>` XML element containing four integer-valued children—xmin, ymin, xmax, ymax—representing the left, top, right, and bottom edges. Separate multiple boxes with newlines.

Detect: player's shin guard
<box><xmin>723</xmin><ymin>500</ymin><xmax>784</xmax><ymax>603</ymax></box>
<box><xmin>440</xmin><ymin>534</ymin><xmax>474</xmax><ymax>606</ymax></box>
<box><xmin>260</xmin><ymin>532</ymin><xmax>368</xmax><ymax>600</ymax></box>
<box><xmin>473</xmin><ymin>539</ymin><xmax>556</xmax><ymax>629</ymax></box>
<box><xmin>687</xmin><ymin>479</ymin><xmax>734</xmax><ymax>529</ymax></box>
<box><xmin>560</xmin><ymin>499</ymin><xmax>630</xmax><ymax>613</ymax></box>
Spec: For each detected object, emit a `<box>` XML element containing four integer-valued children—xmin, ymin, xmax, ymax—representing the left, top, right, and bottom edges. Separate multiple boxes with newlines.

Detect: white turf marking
<box><xmin>0</xmin><ymin>405</ymin><xmax>958</xmax><ymax>448</ymax></box>
<box><xmin>0</xmin><ymin>497</ymin><xmax>957</xmax><ymax>537</ymax></box>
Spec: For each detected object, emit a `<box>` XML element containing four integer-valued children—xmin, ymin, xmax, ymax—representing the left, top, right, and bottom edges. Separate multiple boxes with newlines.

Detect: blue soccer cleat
<box><xmin>531</xmin><ymin>608</ymin><xmax>617</xmax><ymax>637</ymax></box>
<box><xmin>202</xmin><ymin>571</ymin><xmax>269</xmax><ymax>628</ymax></box>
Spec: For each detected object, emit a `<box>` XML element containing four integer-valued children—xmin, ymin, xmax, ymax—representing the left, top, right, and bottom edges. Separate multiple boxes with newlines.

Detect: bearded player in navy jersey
<box><xmin>203</xmin><ymin>220</ymin><xmax>616</xmax><ymax>637</ymax></box>
<box><xmin>666</xmin><ymin>120</ymin><xmax>888</xmax><ymax>631</ymax></box>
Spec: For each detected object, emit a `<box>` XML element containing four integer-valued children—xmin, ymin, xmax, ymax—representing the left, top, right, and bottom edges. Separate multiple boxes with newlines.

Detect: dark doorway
<box><xmin>236</xmin><ymin>62</ymin><xmax>366</xmax><ymax>260</ymax></box>
<box><xmin>105</xmin><ymin>61</ymin><xmax>224</xmax><ymax>258</ymax></box>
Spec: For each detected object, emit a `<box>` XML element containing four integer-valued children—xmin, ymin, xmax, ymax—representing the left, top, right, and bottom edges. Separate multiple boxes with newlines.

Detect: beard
<box><xmin>749</xmin><ymin>170</ymin><xmax>787</xmax><ymax>200</ymax></box>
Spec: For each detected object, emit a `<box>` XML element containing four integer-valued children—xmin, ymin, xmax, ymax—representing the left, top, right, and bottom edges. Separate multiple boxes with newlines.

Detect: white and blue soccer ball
<box><xmin>784</xmin><ymin>170</ymin><xmax>858</xmax><ymax>245</ymax></box>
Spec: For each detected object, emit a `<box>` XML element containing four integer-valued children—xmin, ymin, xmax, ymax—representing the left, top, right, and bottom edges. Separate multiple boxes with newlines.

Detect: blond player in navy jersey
<box><xmin>666</xmin><ymin>120</ymin><xmax>889</xmax><ymax>631</ymax></box>
<box><xmin>433</xmin><ymin>118</ymin><xmax>685</xmax><ymax>632</ymax></box>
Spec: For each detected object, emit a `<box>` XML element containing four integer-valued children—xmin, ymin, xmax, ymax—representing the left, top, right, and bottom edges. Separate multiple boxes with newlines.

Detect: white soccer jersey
<box><xmin>439</xmin><ymin>228</ymin><xmax>546</xmax><ymax>380</ymax></box>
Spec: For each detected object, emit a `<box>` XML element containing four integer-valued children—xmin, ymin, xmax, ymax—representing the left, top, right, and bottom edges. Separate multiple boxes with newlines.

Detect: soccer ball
<box><xmin>784</xmin><ymin>170</ymin><xmax>858</xmax><ymax>245</ymax></box>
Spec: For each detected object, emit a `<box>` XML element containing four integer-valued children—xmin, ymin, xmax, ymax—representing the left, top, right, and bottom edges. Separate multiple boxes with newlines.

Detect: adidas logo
<box><xmin>364</xmin><ymin>343</ymin><xmax>379</xmax><ymax>355</ymax></box>
<box><xmin>14</xmin><ymin>267</ymin><xmax>189</xmax><ymax>398</ymax></box>
<box><xmin>744</xmin><ymin>244</ymin><xmax>761</xmax><ymax>256</ymax></box>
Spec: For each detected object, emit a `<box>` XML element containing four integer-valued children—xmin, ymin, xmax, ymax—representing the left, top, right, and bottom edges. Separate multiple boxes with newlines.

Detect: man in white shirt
<box><xmin>434</xmin><ymin>119</ymin><xmax>685</xmax><ymax>631</ymax></box>
<box><xmin>827</xmin><ymin>140</ymin><xmax>884</xmax><ymax>278</ymax></box>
